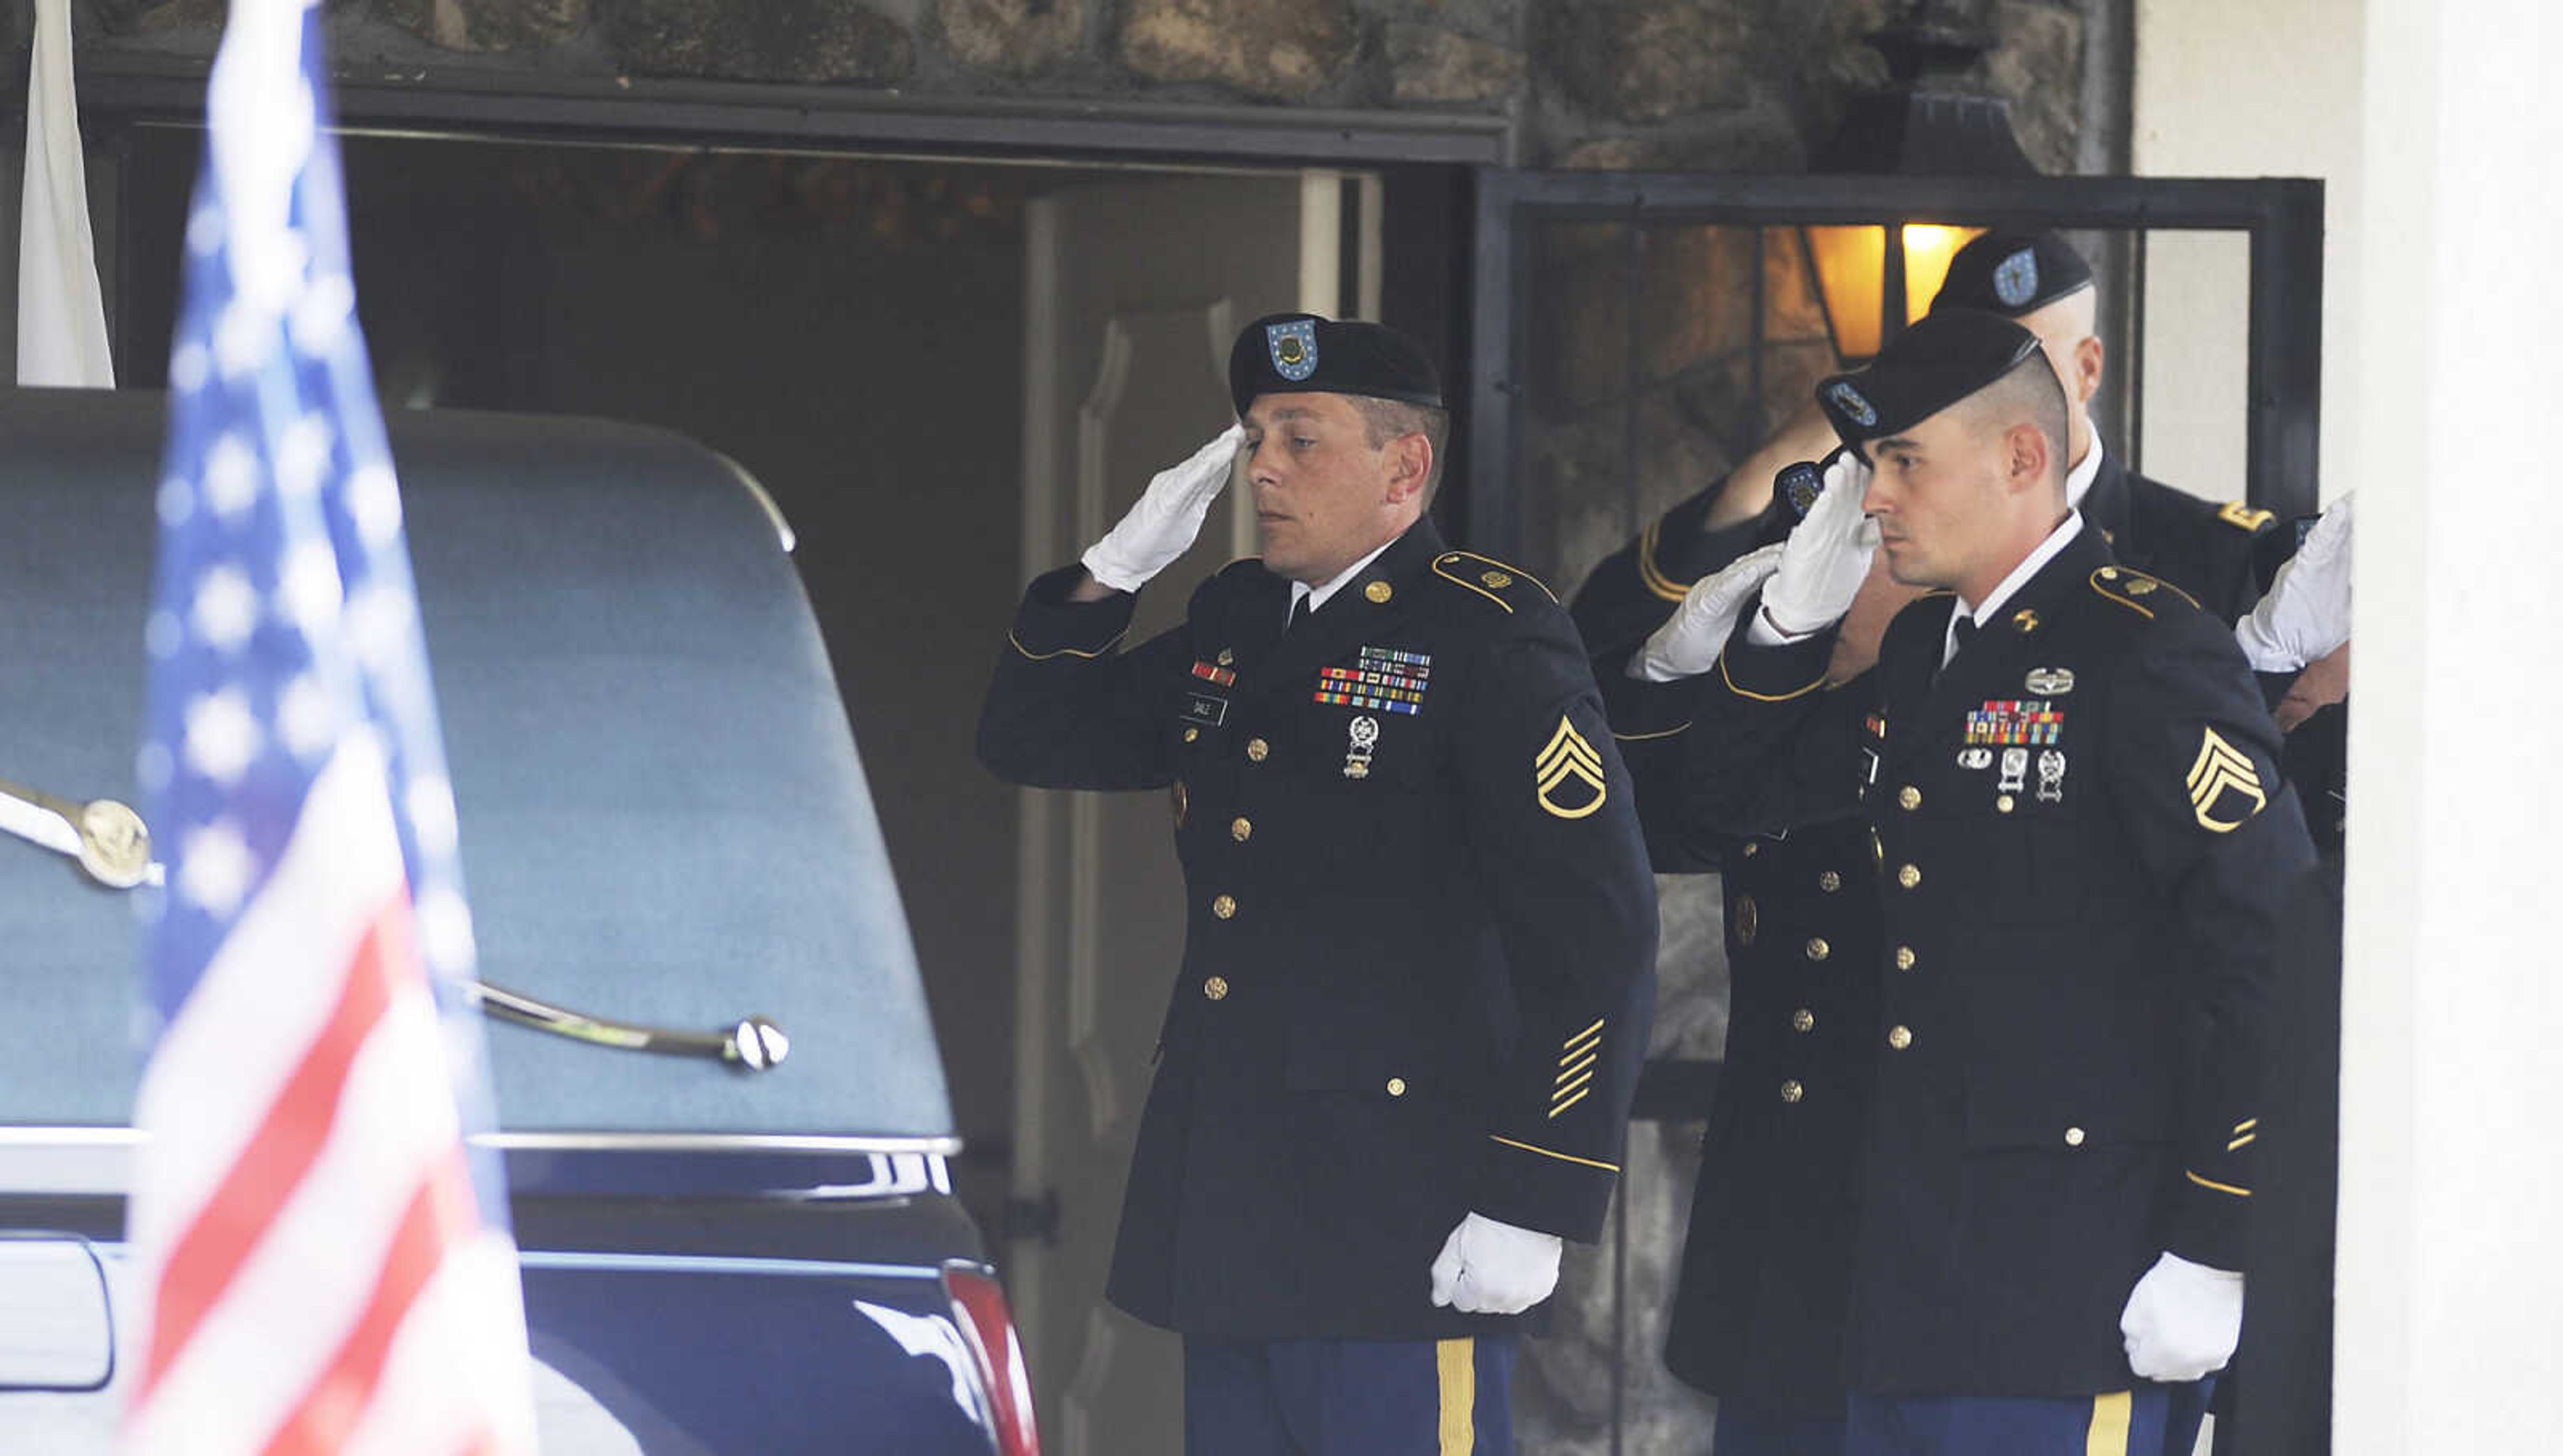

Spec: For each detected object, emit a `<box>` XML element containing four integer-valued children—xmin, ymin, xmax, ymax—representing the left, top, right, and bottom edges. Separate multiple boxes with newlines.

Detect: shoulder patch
<box><xmin>2217</xmin><ymin>501</ymin><xmax>2276</xmax><ymax>534</ymax></box>
<box><xmin>1432</xmin><ymin>551</ymin><xmax>1556</xmax><ymax>614</ymax></box>
<box><xmin>2090</xmin><ymin>565</ymin><xmax>2200</xmax><ymax>619</ymax></box>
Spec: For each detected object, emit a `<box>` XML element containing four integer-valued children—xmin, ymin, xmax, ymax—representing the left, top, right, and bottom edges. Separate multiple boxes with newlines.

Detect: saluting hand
<box><xmin>2118</xmin><ymin>1252</ymin><xmax>2245</xmax><ymax>1383</ymax></box>
<box><xmin>1430</xmin><ymin>1212</ymin><xmax>1562</xmax><ymax>1316</ymax></box>
<box><xmin>2235</xmin><ymin>492</ymin><xmax>2353</xmax><ymax>673</ymax></box>
<box><xmin>1759</xmin><ymin>451</ymin><xmax>1878</xmax><ymax>637</ymax></box>
<box><xmin>1634</xmin><ymin>542</ymin><xmax>1785</xmax><ymax>681</ymax></box>
<box><xmin>1079</xmin><ymin>424</ymin><xmax>1247</xmax><ymax>593</ymax></box>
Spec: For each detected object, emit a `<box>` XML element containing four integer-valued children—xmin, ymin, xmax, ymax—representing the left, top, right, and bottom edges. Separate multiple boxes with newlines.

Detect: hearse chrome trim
<box><xmin>0</xmin><ymin>1128</ymin><xmax>964</xmax><ymax>1196</ymax></box>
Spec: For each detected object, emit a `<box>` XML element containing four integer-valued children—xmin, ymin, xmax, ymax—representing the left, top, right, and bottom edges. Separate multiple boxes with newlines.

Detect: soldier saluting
<box><xmin>1678</xmin><ymin>310</ymin><xmax>2315</xmax><ymax>1455</ymax></box>
<box><xmin>978</xmin><ymin>314</ymin><xmax>1657</xmax><ymax>1453</ymax></box>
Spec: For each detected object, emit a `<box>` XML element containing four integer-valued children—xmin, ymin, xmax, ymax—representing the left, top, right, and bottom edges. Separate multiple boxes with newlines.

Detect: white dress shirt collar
<box><xmin>2065</xmin><ymin>434</ymin><xmax>2105</xmax><ymax>512</ymax></box>
<box><xmin>1945</xmin><ymin>510</ymin><xmax>2086</xmax><ymax>665</ymax></box>
<box><xmin>1291</xmin><ymin>534</ymin><xmax>1400</xmax><ymax>621</ymax></box>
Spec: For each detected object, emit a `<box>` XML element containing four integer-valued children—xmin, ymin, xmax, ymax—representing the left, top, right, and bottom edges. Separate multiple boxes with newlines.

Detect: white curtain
<box><xmin>18</xmin><ymin>0</ymin><xmax>114</xmax><ymax>388</ymax></box>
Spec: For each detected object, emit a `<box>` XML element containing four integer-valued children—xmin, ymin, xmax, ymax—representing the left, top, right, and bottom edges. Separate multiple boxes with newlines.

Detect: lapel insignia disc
<box><xmin>1365</xmin><ymin>579</ymin><xmax>1394</xmax><ymax>604</ymax></box>
<box><xmin>1343</xmin><ymin>715</ymin><xmax>1381</xmax><ymax>779</ymax></box>
<box><xmin>1535</xmin><ymin>715</ymin><xmax>1609</xmax><ymax>819</ymax></box>
<box><xmin>2187</xmin><ymin>727</ymin><xmax>2267</xmax><ymax>832</ymax></box>
<box><xmin>2012</xmin><ymin>608</ymin><xmax>2040</xmax><ymax>633</ymax></box>
<box><xmin>2024</xmin><ymin>667</ymin><xmax>2075</xmax><ymax>695</ymax></box>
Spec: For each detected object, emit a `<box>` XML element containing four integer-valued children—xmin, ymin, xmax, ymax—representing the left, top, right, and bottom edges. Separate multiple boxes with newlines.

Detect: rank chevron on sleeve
<box><xmin>2186</xmin><ymin>727</ymin><xmax>2268</xmax><ymax>833</ymax></box>
<box><xmin>1535</xmin><ymin>715</ymin><xmax>1609</xmax><ymax>820</ymax></box>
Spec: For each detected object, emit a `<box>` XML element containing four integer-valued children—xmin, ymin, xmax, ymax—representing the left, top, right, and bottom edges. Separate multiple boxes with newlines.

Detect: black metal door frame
<box><xmin>1468</xmin><ymin>169</ymin><xmax>2327</xmax><ymax>567</ymax></box>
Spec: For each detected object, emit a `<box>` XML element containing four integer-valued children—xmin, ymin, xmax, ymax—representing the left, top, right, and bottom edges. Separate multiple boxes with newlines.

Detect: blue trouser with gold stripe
<box><xmin>1843</xmin><ymin>1382</ymin><xmax>2211</xmax><ymax>1456</ymax></box>
<box><xmin>1181</xmin><ymin>1333</ymin><xmax>1515</xmax><ymax>1455</ymax></box>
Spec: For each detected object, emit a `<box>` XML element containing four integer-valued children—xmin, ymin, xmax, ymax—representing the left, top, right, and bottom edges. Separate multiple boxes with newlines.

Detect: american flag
<box><xmin>122</xmin><ymin>3</ymin><xmax>537</xmax><ymax>1452</ymax></box>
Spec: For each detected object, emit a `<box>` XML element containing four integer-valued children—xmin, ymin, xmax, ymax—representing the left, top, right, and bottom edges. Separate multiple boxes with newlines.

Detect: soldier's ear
<box><xmin>2004</xmin><ymin>421</ymin><xmax>2052</xmax><ymax>496</ymax></box>
<box><xmin>2074</xmin><ymin>335</ymin><xmax>2106</xmax><ymax>405</ymax></box>
<box><xmin>1384</xmin><ymin>431</ymin><xmax>1433</xmax><ymax>505</ymax></box>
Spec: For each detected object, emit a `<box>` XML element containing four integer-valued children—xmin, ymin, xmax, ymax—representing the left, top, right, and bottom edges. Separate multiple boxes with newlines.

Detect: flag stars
<box><xmin>213</xmin><ymin>299</ymin><xmax>277</xmax><ymax>379</ymax></box>
<box><xmin>169</xmin><ymin>343</ymin><xmax>211</xmax><ymax>395</ymax></box>
<box><xmin>184</xmin><ymin>689</ymin><xmax>263</xmax><ymax>785</ymax></box>
<box><xmin>204</xmin><ymin>434</ymin><xmax>261</xmax><ymax>519</ymax></box>
<box><xmin>276</xmin><ymin>540</ymin><xmax>343</xmax><ymax>633</ymax></box>
<box><xmin>417</xmin><ymin>887</ymin><xmax>476</xmax><ymax>972</ymax></box>
<box><xmin>178</xmin><ymin>821</ymin><xmax>255</xmax><ymax>919</ymax></box>
<box><xmin>408</xmin><ymin>776</ymin><xmax>459</xmax><ymax>858</ymax></box>
<box><xmin>276</xmin><ymin>675</ymin><xmax>337</xmax><ymax>761</ymax></box>
<box><xmin>290</xmin><ymin>274</ymin><xmax>355</xmax><ymax>355</ymax></box>
<box><xmin>348</xmin><ymin>464</ymin><xmax>402</xmax><ymax>549</ymax></box>
<box><xmin>186</xmin><ymin>204</ymin><xmax>224</xmax><ymax>257</ymax></box>
<box><xmin>276</xmin><ymin>416</ymin><xmax>334</xmax><ymax>499</ymax></box>
<box><xmin>346</xmin><ymin>583</ymin><xmax>414</xmax><ymax>667</ymax></box>
<box><xmin>192</xmin><ymin>565</ymin><xmax>260</xmax><ymax>652</ymax></box>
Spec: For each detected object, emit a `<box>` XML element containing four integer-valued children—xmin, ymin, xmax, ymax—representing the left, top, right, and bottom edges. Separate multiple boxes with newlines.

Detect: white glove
<box><xmin>1428</xmin><ymin>1212</ymin><xmax>1562</xmax><ymax>1315</ymax></box>
<box><xmin>1759</xmin><ymin>452</ymin><xmax>1878</xmax><ymax>635</ymax></box>
<box><xmin>1633</xmin><ymin>542</ymin><xmax>1786</xmax><ymax>681</ymax></box>
<box><xmin>1078</xmin><ymin>425</ymin><xmax>1246</xmax><ymax>593</ymax></box>
<box><xmin>2119</xmin><ymin>1252</ymin><xmax>2245</xmax><ymax>1383</ymax></box>
<box><xmin>2234</xmin><ymin>492</ymin><xmax>2353</xmax><ymax>672</ymax></box>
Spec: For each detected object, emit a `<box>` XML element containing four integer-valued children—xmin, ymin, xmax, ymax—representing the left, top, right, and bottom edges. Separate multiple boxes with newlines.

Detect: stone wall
<box><xmin>70</xmin><ymin>0</ymin><xmax>2111</xmax><ymax>175</ymax></box>
<box><xmin>47</xmin><ymin>4</ymin><xmax>2122</xmax><ymax>1452</ymax></box>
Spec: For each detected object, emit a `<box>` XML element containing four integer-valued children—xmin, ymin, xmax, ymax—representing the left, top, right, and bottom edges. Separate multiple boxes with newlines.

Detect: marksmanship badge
<box><xmin>1343</xmin><ymin>715</ymin><xmax>1380</xmax><ymax>779</ymax></box>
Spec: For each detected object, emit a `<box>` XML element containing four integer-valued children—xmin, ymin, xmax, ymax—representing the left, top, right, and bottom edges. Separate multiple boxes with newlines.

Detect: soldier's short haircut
<box><xmin>1351</xmin><ymin>396</ymin><xmax>1450</xmax><ymax>499</ymax></box>
<box><xmin>1966</xmin><ymin>354</ymin><xmax>2071</xmax><ymax>492</ymax></box>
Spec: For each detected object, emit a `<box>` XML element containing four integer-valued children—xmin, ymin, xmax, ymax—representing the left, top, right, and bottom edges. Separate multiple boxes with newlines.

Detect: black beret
<box><xmin>1815</xmin><ymin>309</ymin><xmax>2044</xmax><ymax>448</ymax></box>
<box><xmin>1229</xmin><ymin>312</ymin><xmax>1443</xmax><ymax>417</ymax></box>
<box><xmin>1930</xmin><ymin>231</ymin><xmax>2095</xmax><ymax>318</ymax></box>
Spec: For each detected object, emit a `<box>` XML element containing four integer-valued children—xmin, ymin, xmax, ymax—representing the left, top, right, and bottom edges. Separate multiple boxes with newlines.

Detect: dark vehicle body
<box><xmin>0</xmin><ymin>389</ymin><xmax>1031</xmax><ymax>1453</ymax></box>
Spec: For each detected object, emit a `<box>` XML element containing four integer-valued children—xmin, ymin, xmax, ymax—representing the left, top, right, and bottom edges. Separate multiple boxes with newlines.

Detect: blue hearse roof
<box><xmin>0</xmin><ymin>388</ymin><xmax>954</xmax><ymax>1142</ymax></box>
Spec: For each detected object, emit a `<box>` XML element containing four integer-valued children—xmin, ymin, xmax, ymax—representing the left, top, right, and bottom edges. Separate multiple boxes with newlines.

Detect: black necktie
<box><xmin>1940</xmin><ymin>614</ymin><xmax>1977</xmax><ymax>681</ymax></box>
<box><xmin>1286</xmin><ymin>593</ymin><xmax>1312</xmax><ymax>635</ymax></box>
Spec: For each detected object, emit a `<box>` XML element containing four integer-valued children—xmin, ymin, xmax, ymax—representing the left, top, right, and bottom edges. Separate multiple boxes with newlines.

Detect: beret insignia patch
<box><xmin>1535</xmin><ymin>715</ymin><xmax>1609</xmax><ymax>820</ymax></box>
<box><xmin>1779</xmin><ymin>460</ymin><xmax>1825</xmax><ymax>518</ymax></box>
<box><xmin>1994</xmin><ymin>247</ymin><xmax>2040</xmax><ymax>309</ymax></box>
<box><xmin>2187</xmin><ymin>726</ymin><xmax>2267</xmax><ymax>833</ymax></box>
<box><xmin>1267</xmin><ymin>319</ymin><xmax>1319</xmax><ymax>381</ymax></box>
<box><xmin>1822</xmin><ymin>381</ymin><xmax>1879</xmax><ymax>428</ymax></box>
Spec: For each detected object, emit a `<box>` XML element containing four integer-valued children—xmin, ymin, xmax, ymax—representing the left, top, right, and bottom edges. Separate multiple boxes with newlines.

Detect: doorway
<box><xmin>103</xmin><ymin>127</ymin><xmax>1422</xmax><ymax>1453</ymax></box>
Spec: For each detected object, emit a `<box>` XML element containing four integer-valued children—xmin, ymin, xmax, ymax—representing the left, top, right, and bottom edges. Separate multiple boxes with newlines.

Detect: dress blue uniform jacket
<box><xmin>1570</xmin><ymin>477</ymin><xmax>1877</xmax><ymax>1415</ymax></box>
<box><xmin>2069</xmin><ymin>449</ymin><xmax>2271</xmax><ymax>622</ymax></box>
<box><xmin>978</xmin><ymin>517</ymin><xmax>1658</xmax><ymax>1341</ymax></box>
<box><xmin>1682</xmin><ymin>522</ymin><xmax>2313</xmax><ymax>1397</ymax></box>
